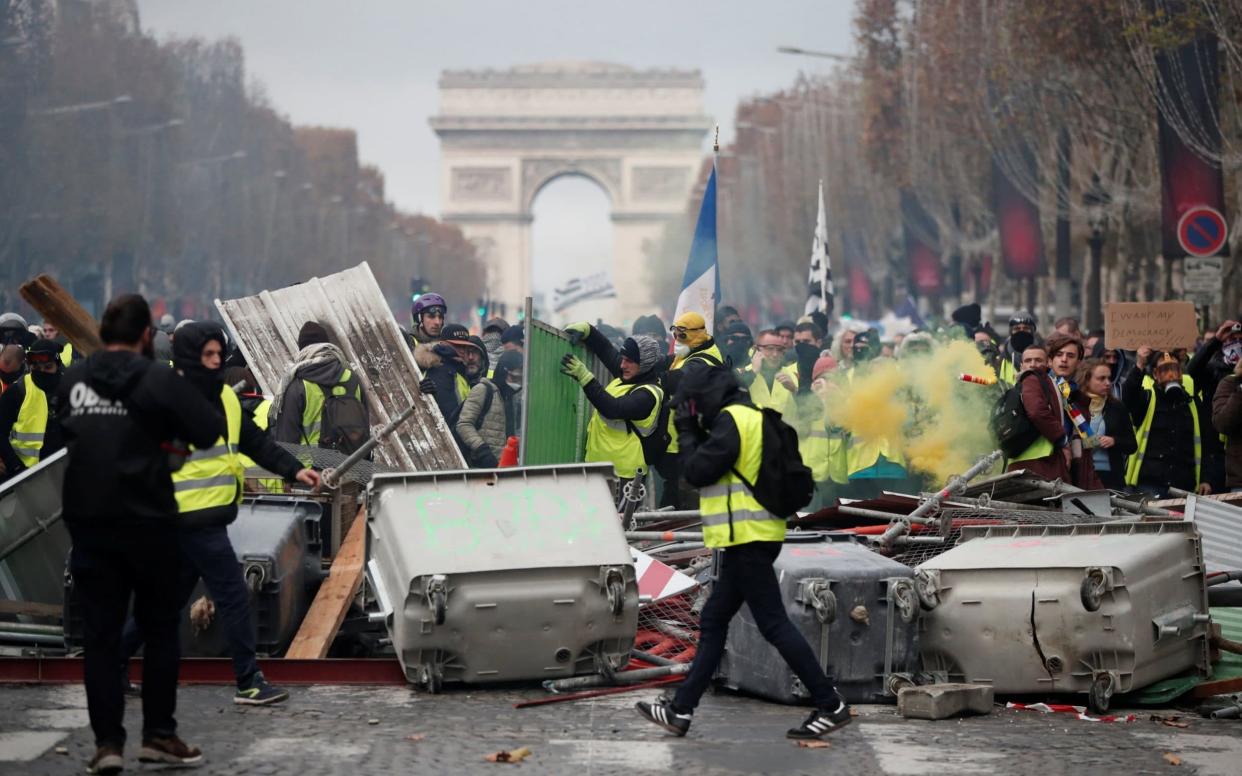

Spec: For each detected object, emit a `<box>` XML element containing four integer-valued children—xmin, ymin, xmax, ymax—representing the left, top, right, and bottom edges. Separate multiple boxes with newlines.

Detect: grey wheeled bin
<box><xmin>717</xmin><ymin>532</ymin><xmax>921</xmax><ymax>704</ymax></box>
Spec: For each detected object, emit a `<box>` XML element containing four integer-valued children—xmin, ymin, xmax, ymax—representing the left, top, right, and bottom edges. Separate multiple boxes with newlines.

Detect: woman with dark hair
<box><xmin>1075</xmin><ymin>358</ymin><xmax>1137</xmax><ymax>490</ymax></box>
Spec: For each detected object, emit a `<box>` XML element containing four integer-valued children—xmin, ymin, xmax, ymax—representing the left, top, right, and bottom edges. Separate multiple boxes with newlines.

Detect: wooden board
<box><xmin>284</xmin><ymin>505</ymin><xmax>367</xmax><ymax>660</ymax></box>
<box><xmin>18</xmin><ymin>274</ymin><xmax>104</xmax><ymax>356</ymax></box>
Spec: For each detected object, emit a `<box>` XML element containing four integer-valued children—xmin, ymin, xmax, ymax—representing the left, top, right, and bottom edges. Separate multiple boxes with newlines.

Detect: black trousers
<box><xmin>673</xmin><ymin>541</ymin><xmax>842</xmax><ymax>712</ymax></box>
<box><xmin>68</xmin><ymin>520</ymin><xmax>182</xmax><ymax>748</ymax></box>
<box><xmin>121</xmin><ymin>524</ymin><xmax>260</xmax><ymax>688</ymax></box>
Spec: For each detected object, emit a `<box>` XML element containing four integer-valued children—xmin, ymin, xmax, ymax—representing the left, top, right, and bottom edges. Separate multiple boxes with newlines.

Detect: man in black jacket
<box><xmin>0</xmin><ymin>338</ymin><xmax>65</xmax><ymax>481</ymax></box>
<box><xmin>57</xmin><ymin>295</ymin><xmax>224</xmax><ymax>773</ymax></box>
<box><xmin>120</xmin><ymin>321</ymin><xmax>320</xmax><ymax>709</ymax></box>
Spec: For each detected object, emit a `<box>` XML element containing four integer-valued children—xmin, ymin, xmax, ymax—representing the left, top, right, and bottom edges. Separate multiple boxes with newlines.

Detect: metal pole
<box><xmin>542</xmin><ymin>663</ymin><xmax>690</xmax><ymax>692</ymax></box>
<box><xmin>0</xmin><ymin>622</ymin><xmax>63</xmax><ymax>636</ymax></box>
<box><xmin>625</xmin><ymin>531</ymin><xmax>704</xmax><ymax>542</ymax></box>
<box><xmin>322</xmin><ymin>402</ymin><xmax>417</xmax><ymax>489</ymax></box>
<box><xmin>838</xmin><ymin>505</ymin><xmax>934</xmax><ymax>525</ymax></box>
<box><xmin>631</xmin><ymin>511</ymin><xmax>702</xmax><ymax>521</ymax></box>
<box><xmin>872</xmin><ymin>450</ymin><xmax>1003</xmax><ymax>550</ymax></box>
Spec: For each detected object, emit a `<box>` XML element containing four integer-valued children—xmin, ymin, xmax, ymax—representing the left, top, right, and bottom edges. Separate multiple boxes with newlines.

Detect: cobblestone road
<box><xmin>2</xmin><ymin>683</ymin><xmax>1241</xmax><ymax>775</ymax></box>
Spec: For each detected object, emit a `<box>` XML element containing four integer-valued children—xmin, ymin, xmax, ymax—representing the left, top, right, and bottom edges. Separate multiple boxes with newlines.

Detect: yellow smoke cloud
<box><xmin>823</xmin><ymin>339</ymin><xmax>998</xmax><ymax>485</ymax></box>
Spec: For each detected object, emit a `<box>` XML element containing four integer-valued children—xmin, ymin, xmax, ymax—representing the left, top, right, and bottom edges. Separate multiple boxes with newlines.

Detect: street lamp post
<box><xmin>1083</xmin><ymin>174</ymin><xmax>1111</xmax><ymax>331</ymax></box>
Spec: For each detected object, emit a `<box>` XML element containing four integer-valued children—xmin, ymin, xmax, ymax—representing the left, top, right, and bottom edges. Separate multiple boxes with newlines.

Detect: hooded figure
<box><xmin>481</xmin><ymin>317</ymin><xmax>509</xmax><ymax>369</ymax></box>
<box><xmin>270</xmin><ymin>321</ymin><xmax>367</xmax><ymax>450</ymax></box>
<box><xmin>560</xmin><ymin>334</ymin><xmax>666</xmax><ymax>482</ymax></box>
<box><xmin>171</xmin><ymin>322</ymin><xmax>227</xmax><ymax>402</ymax></box>
<box><xmin>0</xmin><ymin>338</ymin><xmax>65</xmax><ymax>479</ymax></box>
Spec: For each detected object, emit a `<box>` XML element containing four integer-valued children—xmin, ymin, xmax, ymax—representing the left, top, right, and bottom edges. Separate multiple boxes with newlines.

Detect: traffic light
<box><xmin>476</xmin><ymin>297</ymin><xmax>487</xmax><ymax>318</ymax></box>
<box><xmin>410</xmin><ymin>277</ymin><xmax>430</xmax><ymax>302</ymax></box>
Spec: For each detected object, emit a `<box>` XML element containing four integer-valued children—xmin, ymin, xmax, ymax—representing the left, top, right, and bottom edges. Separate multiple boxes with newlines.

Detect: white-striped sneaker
<box><xmin>635</xmin><ymin>699</ymin><xmax>692</xmax><ymax>737</ymax></box>
<box><xmin>787</xmin><ymin>701</ymin><xmax>852</xmax><ymax>739</ymax></box>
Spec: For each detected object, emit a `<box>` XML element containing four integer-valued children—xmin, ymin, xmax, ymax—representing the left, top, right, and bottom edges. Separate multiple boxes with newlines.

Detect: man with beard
<box><xmin>0</xmin><ymin>339</ymin><xmax>66</xmax><ymax>482</ymax></box>
<box><xmin>121</xmin><ymin>322</ymin><xmax>320</xmax><ymax>710</ymax></box>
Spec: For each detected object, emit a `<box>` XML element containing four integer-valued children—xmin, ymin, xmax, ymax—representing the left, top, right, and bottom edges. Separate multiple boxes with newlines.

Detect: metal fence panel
<box><xmin>216</xmin><ymin>262</ymin><xmax>464</xmax><ymax>472</ymax></box>
<box><xmin>519</xmin><ymin>314</ymin><xmax>610</xmax><ymax>466</ymax></box>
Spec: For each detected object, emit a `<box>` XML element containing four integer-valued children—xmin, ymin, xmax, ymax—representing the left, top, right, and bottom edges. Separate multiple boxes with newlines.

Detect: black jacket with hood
<box><xmin>578</xmin><ymin>328</ymin><xmax>664</xmax><ymax>465</ymax></box>
<box><xmin>57</xmin><ymin>349</ymin><xmax>224</xmax><ymax>524</ymax></box>
<box><xmin>174</xmin><ymin>322</ymin><xmax>304</xmax><ymax>528</ymax></box>
<box><xmin>673</xmin><ymin>365</ymin><xmax>752</xmax><ymax>489</ymax></box>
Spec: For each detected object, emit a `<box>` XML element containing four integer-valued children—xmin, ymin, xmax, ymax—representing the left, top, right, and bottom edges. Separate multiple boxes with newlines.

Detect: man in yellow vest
<box><xmin>0</xmin><ymin>339</ymin><xmax>65</xmax><ymax>482</ymax></box>
<box><xmin>741</xmin><ymin>329</ymin><xmax>798</xmax><ymax>415</ymax></box>
<box><xmin>636</xmin><ymin>365</ymin><xmax>849</xmax><ymax>740</ymax></box>
<box><xmin>560</xmin><ymin>334</ymin><xmax>665</xmax><ymax>504</ymax></box>
<box><xmin>997</xmin><ymin>311</ymin><xmax>1039</xmax><ymax>386</ymax></box>
<box><xmin>122</xmin><ymin>322</ymin><xmax>320</xmax><ymax>709</ymax></box>
<box><xmin>1122</xmin><ymin>346</ymin><xmax>1223</xmax><ymax>498</ymax></box>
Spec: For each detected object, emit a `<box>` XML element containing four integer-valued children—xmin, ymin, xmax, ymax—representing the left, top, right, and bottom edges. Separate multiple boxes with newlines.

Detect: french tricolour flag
<box><xmin>673</xmin><ymin>164</ymin><xmax>720</xmax><ymax>333</ymax></box>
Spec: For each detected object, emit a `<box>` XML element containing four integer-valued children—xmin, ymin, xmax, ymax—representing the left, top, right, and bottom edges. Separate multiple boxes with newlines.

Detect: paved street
<box><xmin>2</xmin><ymin>683</ymin><xmax>1241</xmax><ymax>775</ymax></box>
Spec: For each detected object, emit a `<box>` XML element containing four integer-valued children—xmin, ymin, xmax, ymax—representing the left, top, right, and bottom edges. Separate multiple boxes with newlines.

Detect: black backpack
<box><xmin>316</xmin><ymin>371</ymin><xmax>369</xmax><ymax>456</ymax></box>
<box><xmin>732</xmin><ymin>406</ymin><xmax>815</xmax><ymax>518</ymax></box>
<box><xmin>990</xmin><ymin>371</ymin><xmax>1053</xmax><ymax>458</ymax></box>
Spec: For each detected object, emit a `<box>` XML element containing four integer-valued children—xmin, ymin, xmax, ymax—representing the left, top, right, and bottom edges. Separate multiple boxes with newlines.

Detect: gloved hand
<box><xmin>418</xmin><ymin>377</ymin><xmax>437</xmax><ymax>396</ymax></box>
<box><xmin>560</xmin><ymin>353</ymin><xmax>593</xmax><ymax>386</ymax></box>
<box><xmin>471</xmin><ymin>447</ymin><xmax>500</xmax><ymax>469</ymax></box>
<box><xmin>673</xmin><ymin>402</ymin><xmax>704</xmax><ymax>444</ymax></box>
<box><xmin>563</xmin><ymin>321</ymin><xmax>591</xmax><ymax>346</ymax></box>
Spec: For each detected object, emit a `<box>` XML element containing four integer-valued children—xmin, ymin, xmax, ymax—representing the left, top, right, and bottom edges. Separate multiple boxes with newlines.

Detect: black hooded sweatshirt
<box><xmin>56</xmin><ymin>350</ymin><xmax>224</xmax><ymax>523</ymax></box>
<box><xmin>674</xmin><ymin>365</ymin><xmax>753</xmax><ymax>488</ymax></box>
<box><xmin>173</xmin><ymin>322</ymin><xmax>304</xmax><ymax>528</ymax></box>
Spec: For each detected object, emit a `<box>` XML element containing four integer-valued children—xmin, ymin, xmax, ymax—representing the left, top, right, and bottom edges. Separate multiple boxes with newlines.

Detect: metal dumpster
<box><xmin>0</xmin><ymin>449</ymin><xmax>70</xmax><ymax>608</ymax></box>
<box><xmin>915</xmin><ymin>521</ymin><xmax>1211</xmax><ymax>712</ymax></box>
<box><xmin>366</xmin><ymin>464</ymin><xmax>638</xmax><ymax>690</ymax></box>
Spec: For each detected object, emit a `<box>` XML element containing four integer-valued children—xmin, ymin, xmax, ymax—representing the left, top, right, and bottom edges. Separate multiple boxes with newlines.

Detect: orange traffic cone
<box><xmin>498</xmin><ymin>436</ymin><xmax>519</xmax><ymax>467</ymax></box>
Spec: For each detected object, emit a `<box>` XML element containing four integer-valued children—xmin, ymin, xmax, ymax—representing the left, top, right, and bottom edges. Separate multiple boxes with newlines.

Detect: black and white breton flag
<box><xmin>804</xmin><ymin>179</ymin><xmax>834</xmax><ymax>317</ymax></box>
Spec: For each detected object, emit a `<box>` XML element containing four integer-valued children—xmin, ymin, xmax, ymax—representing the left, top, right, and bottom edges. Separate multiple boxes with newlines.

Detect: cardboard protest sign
<box><xmin>1104</xmin><ymin>301</ymin><xmax>1198</xmax><ymax>351</ymax></box>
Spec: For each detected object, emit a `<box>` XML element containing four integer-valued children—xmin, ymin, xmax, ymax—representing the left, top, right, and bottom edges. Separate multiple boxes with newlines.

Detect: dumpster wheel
<box><xmin>431</xmin><ymin>590</ymin><xmax>446</xmax><ymax>625</ymax></box>
<box><xmin>1088</xmin><ymin>673</ymin><xmax>1114</xmax><ymax>714</ymax></box>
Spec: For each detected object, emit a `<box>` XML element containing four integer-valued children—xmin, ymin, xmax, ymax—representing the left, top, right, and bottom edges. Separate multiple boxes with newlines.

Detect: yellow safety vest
<box><xmin>999</xmin><ymin>358</ymin><xmax>1017</xmax><ymax>386</ymax></box>
<box><xmin>700</xmin><ymin>404</ymin><xmax>785</xmax><ymax>548</ymax></box>
<box><xmin>666</xmin><ymin>344</ymin><xmax>724</xmax><ymax>455</ymax></box>
<box><xmin>300</xmin><ymin>369</ymin><xmax>359</xmax><ymax>446</ymax></box>
<box><xmin>173</xmin><ymin>385</ymin><xmax>243</xmax><ymax>514</ymax></box>
<box><xmin>747</xmin><ymin>364</ymin><xmax>798</xmax><ymax>415</ymax></box>
<box><xmin>1125</xmin><ymin>374</ymin><xmax>1200</xmax><ymax>487</ymax></box>
<box><xmin>585</xmin><ymin>378</ymin><xmax>663</xmax><ymax>479</ymax></box>
<box><xmin>9</xmin><ymin>373</ymin><xmax>48</xmax><ymax>468</ymax></box>
<box><xmin>239</xmin><ymin>398</ymin><xmax>284</xmax><ymax>493</ymax></box>
<box><xmin>59</xmin><ymin>343</ymin><xmax>73</xmax><ymax>368</ymax></box>
<box><xmin>455</xmin><ymin>373</ymin><xmax>470</xmax><ymax>403</ymax></box>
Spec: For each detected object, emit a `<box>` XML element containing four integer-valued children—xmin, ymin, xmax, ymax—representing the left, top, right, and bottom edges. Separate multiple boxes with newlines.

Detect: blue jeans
<box><xmin>673</xmin><ymin>541</ymin><xmax>842</xmax><ymax>712</ymax></box>
<box><xmin>122</xmin><ymin>524</ymin><xmax>259</xmax><ymax>688</ymax></box>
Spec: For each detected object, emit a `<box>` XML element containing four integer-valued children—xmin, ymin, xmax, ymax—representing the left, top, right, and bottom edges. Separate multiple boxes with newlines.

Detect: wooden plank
<box><xmin>0</xmin><ymin>600</ymin><xmax>63</xmax><ymax>619</ymax></box>
<box><xmin>18</xmin><ymin>274</ymin><xmax>104</xmax><ymax>356</ymax></box>
<box><xmin>284</xmin><ymin>505</ymin><xmax>367</xmax><ymax>660</ymax></box>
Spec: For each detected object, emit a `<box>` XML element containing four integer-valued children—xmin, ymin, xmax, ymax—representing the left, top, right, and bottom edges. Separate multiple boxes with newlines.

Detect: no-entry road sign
<box><xmin>1177</xmin><ymin>205</ymin><xmax>1228</xmax><ymax>258</ymax></box>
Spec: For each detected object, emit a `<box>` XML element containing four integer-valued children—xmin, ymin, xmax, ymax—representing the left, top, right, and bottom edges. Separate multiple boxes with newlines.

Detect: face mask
<box><xmin>31</xmin><ymin>370</ymin><xmax>60</xmax><ymax>394</ymax></box>
<box><xmin>1010</xmin><ymin>330</ymin><xmax>1035</xmax><ymax>353</ymax></box>
<box><xmin>1162</xmin><ymin>381</ymin><xmax>1186</xmax><ymax>399</ymax></box>
<box><xmin>674</xmin><ymin>342</ymin><xmax>690</xmax><ymax>358</ymax></box>
<box><xmin>1224</xmin><ymin>342</ymin><xmax>1242</xmax><ymax>366</ymax></box>
<box><xmin>506</xmin><ymin>380</ymin><xmax>522</xmax><ymax>392</ymax></box>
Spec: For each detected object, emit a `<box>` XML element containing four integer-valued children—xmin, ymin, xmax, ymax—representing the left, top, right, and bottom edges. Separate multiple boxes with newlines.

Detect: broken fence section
<box><xmin>216</xmin><ymin>261</ymin><xmax>464</xmax><ymax>472</ymax></box>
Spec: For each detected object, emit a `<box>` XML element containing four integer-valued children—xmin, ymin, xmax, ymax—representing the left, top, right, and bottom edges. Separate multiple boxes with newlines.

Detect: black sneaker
<box><xmin>233</xmin><ymin>673</ymin><xmax>289</xmax><ymax>706</ymax></box>
<box><xmin>635</xmin><ymin>698</ymin><xmax>692</xmax><ymax>737</ymax></box>
<box><xmin>138</xmin><ymin>735</ymin><xmax>202</xmax><ymax>766</ymax></box>
<box><xmin>86</xmin><ymin>745</ymin><xmax>124</xmax><ymax>774</ymax></box>
<box><xmin>787</xmin><ymin>701</ymin><xmax>852</xmax><ymax>739</ymax></box>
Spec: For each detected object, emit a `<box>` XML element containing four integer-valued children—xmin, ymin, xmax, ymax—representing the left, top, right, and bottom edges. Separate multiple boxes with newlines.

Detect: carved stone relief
<box><xmin>631</xmin><ymin>166</ymin><xmax>692</xmax><ymax>201</ymax></box>
<box><xmin>451</xmin><ymin>167</ymin><xmax>513</xmax><ymax>202</ymax></box>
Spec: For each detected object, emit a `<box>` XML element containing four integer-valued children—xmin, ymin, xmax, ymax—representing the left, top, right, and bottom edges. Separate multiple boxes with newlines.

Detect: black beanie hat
<box><xmin>297</xmin><ymin>321</ymin><xmax>330</xmax><ymax>349</ymax></box>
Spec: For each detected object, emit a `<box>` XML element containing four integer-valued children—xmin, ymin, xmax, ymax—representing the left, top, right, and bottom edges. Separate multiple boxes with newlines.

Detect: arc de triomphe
<box><xmin>431</xmin><ymin>61</ymin><xmax>712</xmax><ymax>322</ymax></box>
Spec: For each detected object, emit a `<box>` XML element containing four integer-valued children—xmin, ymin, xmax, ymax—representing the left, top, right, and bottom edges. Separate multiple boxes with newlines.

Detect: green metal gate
<box><xmin>518</xmin><ymin>312</ymin><xmax>610</xmax><ymax>466</ymax></box>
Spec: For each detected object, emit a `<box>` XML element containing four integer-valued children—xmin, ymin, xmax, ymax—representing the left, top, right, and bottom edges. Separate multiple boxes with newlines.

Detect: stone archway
<box><xmin>431</xmin><ymin>61</ymin><xmax>712</xmax><ymax>324</ymax></box>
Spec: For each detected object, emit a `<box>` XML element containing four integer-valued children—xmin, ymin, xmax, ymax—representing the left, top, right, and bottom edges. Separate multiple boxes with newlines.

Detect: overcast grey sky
<box><xmin>135</xmin><ymin>0</ymin><xmax>854</xmax><ymax>298</ymax></box>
